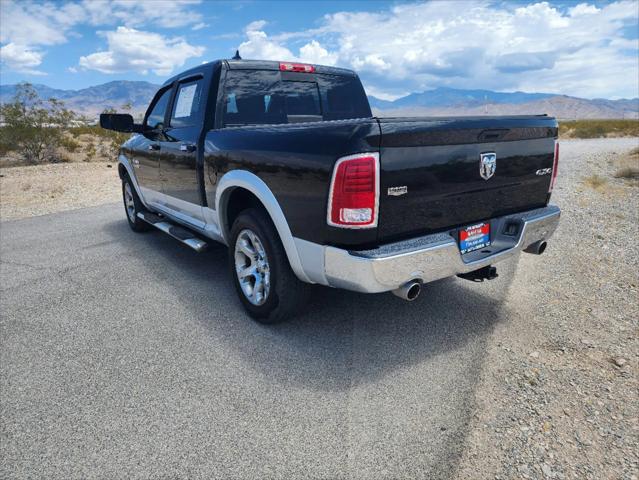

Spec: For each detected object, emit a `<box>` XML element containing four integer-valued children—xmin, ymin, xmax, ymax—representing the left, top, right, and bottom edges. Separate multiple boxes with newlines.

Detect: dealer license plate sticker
<box><xmin>459</xmin><ymin>222</ymin><xmax>491</xmax><ymax>254</ymax></box>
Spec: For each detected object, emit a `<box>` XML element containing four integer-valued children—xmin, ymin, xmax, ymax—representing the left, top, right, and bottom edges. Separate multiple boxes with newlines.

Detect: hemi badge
<box><xmin>388</xmin><ymin>186</ymin><xmax>407</xmax><ymax>196</ymax></box>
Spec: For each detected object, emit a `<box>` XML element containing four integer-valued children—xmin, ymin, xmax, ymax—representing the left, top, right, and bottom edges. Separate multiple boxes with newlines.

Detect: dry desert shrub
<box><xmin>613</xmin><ymin>147</ymin><xmax>639</xmax><ymax>182</ymax></box>
<box><xmin>559</xmin><ymin>119</ymin><xmax>639</xmax><ymax>139</ymax></box>
<box><xmin>583</xmin><ymin>174</ymin><xmax>608</xmax><ymax>190</ymax></box>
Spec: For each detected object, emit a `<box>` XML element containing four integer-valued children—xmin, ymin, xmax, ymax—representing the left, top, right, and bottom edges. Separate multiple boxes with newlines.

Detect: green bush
<box><xmin>0</xmin><ymin>83</ymin><xmax>77</xmax><ymax>163</ymax></box>
<box><xmin>60</xmin><ymin>135</ymin><xmax>81</xmax><ymax>153</ymax></box>
<box><xmin>69</xmin><ymin>125</ymin><xmax>106</xmax><ymax>137</ymax></box>
<box><xmin>0</xmin><ymin>129</ymin><xmax>14</xmax><ymax>156</ymax></box>
<box><xmin>83</xmin><ymin>143</ymin><xmax>97</xmax><ymax>162</ymax></box>
<box><xmin>69</xmin><ymin>104</ymin><xmax>132</xmax><ymax>159</ymax></box>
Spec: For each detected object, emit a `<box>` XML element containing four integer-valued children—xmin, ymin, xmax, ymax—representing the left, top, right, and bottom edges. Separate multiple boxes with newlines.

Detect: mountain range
<box><xmin>1</xmin><ymin>81</ymin><xmax>637</xmax><ymax>120</ymax></box>
<box><xmin>369</xmin><ymin>87</ymin><xmax>638</xmax><ymax>119</ymax></box>
<box><xmin>0</xmin><ymin>81</ymin><xmax>160</xmax><ymax>118</ymax></box>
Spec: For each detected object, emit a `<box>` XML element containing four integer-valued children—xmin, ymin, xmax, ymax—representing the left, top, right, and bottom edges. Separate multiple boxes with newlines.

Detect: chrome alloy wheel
<box><xmin>234</xmin><ymin>229</ymin><xmax>271</xmax><ymax>306</ymax></box>
<box><xmin>124</xmin><ymin>182</ymin><xmax>136</xmax><ymax>222</ymax></box>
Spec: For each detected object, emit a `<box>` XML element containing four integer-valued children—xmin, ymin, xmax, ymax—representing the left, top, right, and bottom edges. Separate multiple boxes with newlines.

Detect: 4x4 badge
<box><xmin>480</xmin><ymin>152</ymin><xmax>497</xmax><ymax>180</ymax></box>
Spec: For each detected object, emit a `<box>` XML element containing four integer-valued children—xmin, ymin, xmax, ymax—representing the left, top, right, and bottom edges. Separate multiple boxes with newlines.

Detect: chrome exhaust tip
<box><xmin>524</xmin><ymin>240</ymin><xmax>548</xmax><ymax>255</ymax></box>
<box><xmin>392</xmin><ymin>280</ymin><xmax>422</xmax><ymax>301</ymax></box>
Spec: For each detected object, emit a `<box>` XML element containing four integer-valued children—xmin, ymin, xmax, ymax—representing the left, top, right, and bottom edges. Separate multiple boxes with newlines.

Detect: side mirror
<box><xmin>99</xmin><ymin>113</ymin><xmax>143</xmax><ymax>133</ymax></box>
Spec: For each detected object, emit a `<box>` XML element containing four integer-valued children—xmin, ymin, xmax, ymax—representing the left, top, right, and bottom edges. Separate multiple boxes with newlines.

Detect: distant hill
<box><xmin>369</xmin><ymin>87</ymin><xmax>638</xmax><ymax>119</ymax></box>
<box><xmin>0</xmin><ymin>81</ymin><xmax>160</xmax><ymax>119</ymax></box>
<box><xmin>1</xmin><ymin>81</ymin><xmax>637</xmax><ymax>120</ymax></box>
<box><xmin>369</xmin><ymin>87</ymin><xmax>556</xmax><ymax>109</ymax></box>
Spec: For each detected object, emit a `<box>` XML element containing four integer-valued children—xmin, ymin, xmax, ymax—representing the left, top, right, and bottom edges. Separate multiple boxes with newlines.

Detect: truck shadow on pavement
<box><xmin>104</xmin><ymin>218</ymin><xmax>518</xmax><ymax>477</ymax></box>
<box><xmin>104</xmin><ymin>219</ymin><xmax>517</xmax><ymax>391</ymax></box>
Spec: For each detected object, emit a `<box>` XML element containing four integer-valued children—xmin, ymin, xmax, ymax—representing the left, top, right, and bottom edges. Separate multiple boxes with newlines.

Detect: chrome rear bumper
<box><xmin>303</xmin><ymin>205</ymin><xmax>560</xmax><ymax>293</ymax></box>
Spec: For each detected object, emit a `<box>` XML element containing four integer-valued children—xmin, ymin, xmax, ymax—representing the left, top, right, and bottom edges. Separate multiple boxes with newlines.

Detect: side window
<box><xmin>145</xmin><ymin>87</ymin><xmax>172</xmax><ymax>130</ymax></box>
<box><xmin>170</xmin><ymin>78</ymin><xmax>203</xmax><ymax>128</ymax></box>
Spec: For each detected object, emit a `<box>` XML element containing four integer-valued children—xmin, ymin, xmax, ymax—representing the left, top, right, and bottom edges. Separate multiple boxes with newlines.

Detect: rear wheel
<box><xmin>229</xmin><ymin>208</ymin><xmax>310</xmax><ymax>323</ymax></box>
<box><xmin>122</xmin><ymin>175</ymin><xmax>151</xmax><ymax>232</ymax></box>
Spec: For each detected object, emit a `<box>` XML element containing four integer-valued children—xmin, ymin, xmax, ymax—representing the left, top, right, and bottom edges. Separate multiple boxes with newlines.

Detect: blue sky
<box><xmin>1</xmin><ymin>0</ymin><xmax>637</xmax><ymax>99</ymax></box>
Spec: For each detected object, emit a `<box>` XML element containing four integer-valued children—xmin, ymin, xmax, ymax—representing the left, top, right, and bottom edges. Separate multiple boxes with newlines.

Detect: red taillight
<box><xmin>549</xmin><ymin>141</ymin><xmax>559</xmax><ymax>193</ymax></box>
<box><xmin>279</xmin><ymin>62</ymin><xmax>315</xmax><ymax>73</ymax></box>
<box><xmin>328</xmin><ymin>153</ymin><xmax>379</xmax><ymax>228</ymax></box>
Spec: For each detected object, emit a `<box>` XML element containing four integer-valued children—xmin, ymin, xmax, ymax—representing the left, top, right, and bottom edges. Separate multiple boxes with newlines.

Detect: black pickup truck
<box><xmin>101</xmin><ymin>58</ymin><xmax>560</xmax><ymax>323</ymax></box>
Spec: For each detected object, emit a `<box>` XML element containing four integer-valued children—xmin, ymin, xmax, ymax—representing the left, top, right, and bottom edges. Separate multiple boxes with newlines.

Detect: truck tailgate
<box><xmin>376</xmin><ymin>116</ymin><xmax>557</xmax><ymax>242</ymax></box>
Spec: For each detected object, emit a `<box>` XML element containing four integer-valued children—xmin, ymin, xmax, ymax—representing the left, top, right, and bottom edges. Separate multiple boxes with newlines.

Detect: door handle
<box><xmin>148</xmin><ymin>144</ymin><xmax>160</xmax><ymax>151</ymax></box>
<box><xmin>180</xmin><ymin>144</ymin><xmax>196</xmax><ymax>153</ymax></box>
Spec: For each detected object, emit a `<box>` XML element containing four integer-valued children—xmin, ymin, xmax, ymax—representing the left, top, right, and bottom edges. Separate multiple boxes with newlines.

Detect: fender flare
<box><xmin>118</xmin><ymin>155</ymin><xmax>149</xmax><ymax>209</ymax></box>
<box><xmin>215</xmin><ymin>170</ymin><xmax>312</xmax><ymax>284</ymax></box>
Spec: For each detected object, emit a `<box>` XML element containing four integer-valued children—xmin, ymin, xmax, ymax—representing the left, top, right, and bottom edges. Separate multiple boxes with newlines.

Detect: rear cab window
<box><xmin>170</xmin><ymin>78</ymin><xmax>204</xmax><ymax>128</ymax></box>
<box><xmin>221</xmin><ymin>69</ymin><xmax>371</xmax><ymax>127</ymax></box>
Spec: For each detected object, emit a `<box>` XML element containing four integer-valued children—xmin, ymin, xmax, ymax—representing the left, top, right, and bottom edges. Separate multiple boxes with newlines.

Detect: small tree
<box><xmin>0</xmin><ymin>83</ymin><xmax>76</xmax><ymax>163</ymax></box>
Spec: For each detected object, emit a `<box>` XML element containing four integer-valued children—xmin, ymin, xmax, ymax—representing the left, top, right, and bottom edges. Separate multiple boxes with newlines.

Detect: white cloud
<box><xmin>246</xmin><ymin>20</ymin><xmax>268</xmax><ymax>32</ymax></box>
<box><xmin>0</xmin><ymin>1</ymin><xmax>73</xmax><ymax>47</ymax></box>
<box><xmin>299</xmin><ymin>40</ymin><xmax>337</xmax><ymax>66</ymax></box>
<box><xmin>0</xmin><ymin>0</ymin><xmax>203</xmax><ymax>75</ymax></box>
<box><xmin>80</xmin><ymin>0</ymin><xmax>203</xmax><ymax>29</ymax></box>
<box><xmin>0</xmin><ymin>43</ymin><xmax>46</xmax><ymax>75</ymax></box>
<box><xmin>569</xmin><ymin>3</ymin><xmax>600</xmax><ymax>16</ymax></box>
<box><xmin>237</xmin><ymin>21</ymin><xmax>337</xmax><ymax>66</ymax></box>
<box><xmin>0</xmin><ymin>0</ymin><xmax>83</xmax><ymax>73</ymax></box>
<box><xmin>236</xmin><ymin>1</ymin><xmax>639</xmax><ymax>99</ymax></box>
<box><xmin>192</xmin><ymin>22</ymin><xmax>208</xmax><ymax>31</ymax></box>
<box><xmin>79</xmin><ymin>27</ymin><xmax>205</xmax><ymax>76</ymax></box>
<box><xmin>237</xmin><ymin>21</ymin><xmax>296</xmax><ymax>61</ymax></box>
<box><xmin>362</xmin><ymin>85</ymin><xmax>408</xmax><ymax>101</ymax></box>
<box><xmin>353</xmin><ymin>54</ymin><xmax>392</xmax><ymax>72</ymax></box>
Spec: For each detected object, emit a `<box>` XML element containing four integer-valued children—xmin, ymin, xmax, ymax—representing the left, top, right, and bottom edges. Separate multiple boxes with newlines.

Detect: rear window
<box><xmin>222</xmin><ymin>69</ymin><xmax>371</xmax><ymax>127</ymax></box>
<box><xmin>317</xmin><ymin>75</ymin><xmax>371</xmax><ymax>121</ymax></box>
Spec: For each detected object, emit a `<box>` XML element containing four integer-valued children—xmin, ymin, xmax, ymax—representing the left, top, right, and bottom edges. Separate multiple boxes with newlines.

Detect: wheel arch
<box><xmin>215</xmin><ymin>170</ymin><xmax>312</xmax><ymax>284</ymax></box>
<box><xmin>118</xmin><ymin>163</ymin><xmax>127</xmax><ymax>180</ymax></box>
<box><xmin>117</xmin><ymin>155</ymin><xmax>148</xmax><ymax>209</ymax></box>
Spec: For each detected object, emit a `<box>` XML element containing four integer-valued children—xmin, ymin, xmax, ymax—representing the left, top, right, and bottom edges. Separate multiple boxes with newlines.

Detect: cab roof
<box><xmin>162</xmin><ymin>58</ymin><xmax>357</xmax><ymax>87</ymax></box>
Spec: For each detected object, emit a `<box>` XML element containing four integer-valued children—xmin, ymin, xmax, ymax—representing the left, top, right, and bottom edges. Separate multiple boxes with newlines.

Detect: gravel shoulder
<box><xmin>456</xmin><ymin>137</ymin><xmax>639</xmax><ymax>480</ymax></box>
<box><xmin>0</xmin><ymin>162</ymin><xmax>120</xmax><ymax>221</ymax></box>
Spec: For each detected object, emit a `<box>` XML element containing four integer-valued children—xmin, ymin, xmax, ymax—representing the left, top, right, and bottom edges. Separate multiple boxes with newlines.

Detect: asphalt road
<box><xmin>0</xmin><ymin>204</ymin><xmax>520</xmax><ymax>479</ymax></box>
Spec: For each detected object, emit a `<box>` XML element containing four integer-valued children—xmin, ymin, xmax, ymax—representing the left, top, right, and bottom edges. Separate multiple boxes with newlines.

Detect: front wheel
<box><xmin>229</xmin><ymin>208</ymin><xmax>310</xmax><ymax>323</ymax></box>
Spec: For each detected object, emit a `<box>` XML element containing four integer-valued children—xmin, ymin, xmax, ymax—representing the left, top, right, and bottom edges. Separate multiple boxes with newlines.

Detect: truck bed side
<box><xmin>203</xmin><ymin>118</ymin><xmax>381</xmax><ymax>247</ymax></box>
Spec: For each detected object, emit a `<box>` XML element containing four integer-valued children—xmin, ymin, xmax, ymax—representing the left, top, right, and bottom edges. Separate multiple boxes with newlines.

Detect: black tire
<box><xmin>122</xmin><ymin>175</ymin><xmax>151</xmax><ymax>233</ymax></box>
<box><xmin>229</xmin><ymin>208</ymin><xmax>311</xmax><ymax>323</ymax></box>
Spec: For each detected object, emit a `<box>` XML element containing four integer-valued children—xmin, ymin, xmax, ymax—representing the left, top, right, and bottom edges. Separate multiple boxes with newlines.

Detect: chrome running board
<box><xmin>137</xmin><ymin>212</ymin><xmax>208</xmax><ymax>253</ymax></box>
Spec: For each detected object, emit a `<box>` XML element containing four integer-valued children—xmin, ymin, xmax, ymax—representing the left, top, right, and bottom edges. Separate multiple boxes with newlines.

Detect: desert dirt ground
<box><xmin>1</xmin><ymin>138</ymin><xmax>638</xmax><ymax>479</ymax></box>
<box><xmin>0</xmin><ymin>162</ymin><xmax>121</xmax><ymax>220</ymax></box>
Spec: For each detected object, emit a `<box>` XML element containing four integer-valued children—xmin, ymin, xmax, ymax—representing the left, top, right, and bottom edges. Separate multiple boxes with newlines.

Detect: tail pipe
<box><xmin>524</xmin><ymin>240</ymin><xmax>548</xmax><ymax>255</ymax></box>
<box><xmin>392</xmin><ymin>280</ymin><xmax>422</xmax><ymax>302</ymax></box>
